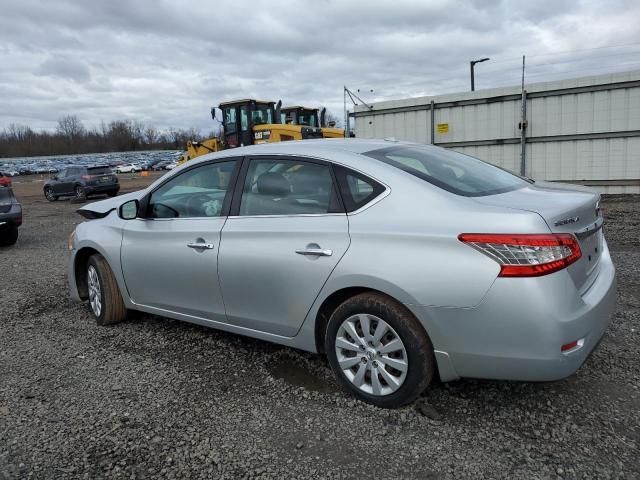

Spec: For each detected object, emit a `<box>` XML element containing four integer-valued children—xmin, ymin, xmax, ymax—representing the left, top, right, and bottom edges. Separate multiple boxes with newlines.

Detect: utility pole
<box><xmin>519</xmin><ymin>55</ymin><xmax>527</xmax><ymax>176</ymax></box>
<box><xmin>470</xmin><ymin>57</ymin><xmax>490</xmax><ymax>91</ymax></box>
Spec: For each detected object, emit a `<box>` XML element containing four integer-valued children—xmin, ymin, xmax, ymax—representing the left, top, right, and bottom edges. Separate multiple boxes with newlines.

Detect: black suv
<box><xmin>0</xmin><ymin>187</ymin><xmax>22</xmax><ymax>246</ymax></box>
<box><xmin>43</xmin><ymin>165</ymin><xmax>119</xmax><ymax>201</ymax></box>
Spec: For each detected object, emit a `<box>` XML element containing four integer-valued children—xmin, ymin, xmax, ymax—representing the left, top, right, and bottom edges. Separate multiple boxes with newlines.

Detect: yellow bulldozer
<box><xmin>280</xmin><ymin>106</ymin><xmax>345</xmax><ymax>138</ymax></box>
<box><xmin>178</xmin><ymin>99</ymin><xmax>325</xmax><ymax>165</ymax></box>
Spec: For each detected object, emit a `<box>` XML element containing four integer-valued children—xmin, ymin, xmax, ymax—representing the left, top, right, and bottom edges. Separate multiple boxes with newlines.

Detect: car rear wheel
<box><xmin>74</xmin><ymin>185</ymin><xmax>86</xmax><ymax>201</ymax></box>
<box><xmin>107</xmin><ymin>190</ymin><xmax>118</xmax><ymax>198</ymax></box>
<box><xmin>87</xmin><ymin>254</ymin><xmax>127</xmax><ymax>326</ymax></box>
<box><xmin>0</xmin><ymin>225</ymin><xmax>18</xmax><ymax>246</ymax></box>
<box><xmin>44</xmin><ymin>187</ymin><xmax>58</xmax><ymax>201</ymax></box>
<box><xmin>325</xmin><ymin>292</ymin><xmax>435</xmax><ymax>408</ymax></box>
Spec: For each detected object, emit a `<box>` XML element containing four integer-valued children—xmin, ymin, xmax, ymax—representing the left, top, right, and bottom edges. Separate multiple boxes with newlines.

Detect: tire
<box><xmin>0</xmin><ymin>225</ymin><xmax>18</xmax><ymax>246</ymax></box>
<box><xmin>107</xmin><ymin>190</ymin><xmax>118</xmax><ymax>198</ymax></box>
<box><xmin>74</xmin><ymin>185</ymin><xmax>86</xmax><ymax>201</ymax></box>
<box><xmin>325</xmin><ymin>292</ymin><xmax>435</xmax><ymax>408</ymax></box>
<box><xmin>44</xmin><ymin>187</ymin><xmax>58</xmax><ymax>201</ymax></box>
<box><xmin>87</xmin><ymin>254</ymin><xmax>127</xmax><ymax>326</ymax></box>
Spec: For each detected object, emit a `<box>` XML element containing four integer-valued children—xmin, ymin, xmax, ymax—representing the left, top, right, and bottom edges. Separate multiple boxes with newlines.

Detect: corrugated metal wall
<box><xmin>354</xmin><ymin>70</ymin><xmax>640</xmax><ymax>194</ymax></box>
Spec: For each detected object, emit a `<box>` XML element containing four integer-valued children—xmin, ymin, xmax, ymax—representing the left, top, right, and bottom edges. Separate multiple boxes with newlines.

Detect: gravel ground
<box><xmin>1</xmin><ymin>177</ymin><xmax>638</xmax><ymax>480</ymax></box>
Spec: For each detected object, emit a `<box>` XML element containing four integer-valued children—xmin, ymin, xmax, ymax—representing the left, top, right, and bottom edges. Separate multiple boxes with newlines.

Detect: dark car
<box><xmin>0</xmin><ymin>187</ymin><xmax>22</xmax><ymax>246</ymax></box>
<box><xmin>43</xmin><ymin>165</ymin><xmax>119</xmax><ymax>201</ymax></box>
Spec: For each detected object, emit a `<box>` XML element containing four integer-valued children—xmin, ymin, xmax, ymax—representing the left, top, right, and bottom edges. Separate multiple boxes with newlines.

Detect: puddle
<box><xmin>267</xmin><ymin>356</ymin><xmax>338</xmax><ymax>394</ymax></box>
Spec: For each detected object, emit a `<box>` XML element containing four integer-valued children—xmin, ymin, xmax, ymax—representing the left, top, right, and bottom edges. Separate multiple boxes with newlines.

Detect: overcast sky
<box><xmin>1</xmin><ymin>0</ymin><xmax>639</xmax><ymax>134</ymax></box>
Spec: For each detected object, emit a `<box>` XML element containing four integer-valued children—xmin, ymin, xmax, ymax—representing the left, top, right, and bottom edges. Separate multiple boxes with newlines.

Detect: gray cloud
<box><xmin>1</xmin><ymin>0</ymin><xmax>639</xmax><ymax>134</ymax></box>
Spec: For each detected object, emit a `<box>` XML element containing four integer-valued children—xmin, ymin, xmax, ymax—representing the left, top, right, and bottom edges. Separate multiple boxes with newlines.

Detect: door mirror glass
<box><xmin>119</xmin><ymin>199</ymin><xmax>139</xmax><ymax>220</ymax></box>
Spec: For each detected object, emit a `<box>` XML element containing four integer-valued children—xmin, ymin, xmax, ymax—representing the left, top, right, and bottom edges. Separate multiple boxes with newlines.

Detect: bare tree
<box><xmin>144</xmin><ymin>126</ymin><xmax>158</xmax><ymax>145</ymax></box>
<box><xmin>56</xmin><ymin>115</ymin><xmax>85</xmax><ymax>139</ymax></box>
<box><xmin>323</xmin><ymin>110</ymin><xmax>341</xmax><ymax>128</ymax></box>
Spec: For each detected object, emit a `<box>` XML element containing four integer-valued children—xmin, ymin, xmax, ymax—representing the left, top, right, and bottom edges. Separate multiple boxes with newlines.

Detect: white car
<box><xmin>116</xmin><ymin>164</ymin><xmax>141</xmax><ymax>174</ymax></box>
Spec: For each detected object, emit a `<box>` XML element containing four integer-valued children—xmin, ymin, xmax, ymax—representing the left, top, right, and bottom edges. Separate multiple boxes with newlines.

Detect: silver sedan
<box><xmin>68</xmin><ymin>139</ymin><xmax>616</xmax><ymax>408</ymax></box>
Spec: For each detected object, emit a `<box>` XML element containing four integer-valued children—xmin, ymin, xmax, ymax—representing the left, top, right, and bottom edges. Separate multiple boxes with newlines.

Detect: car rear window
<box><xmin>334</xmin><ymin>165</ymin><xmax>386</xmax><ymax>212</ymax></box>
<box><xmin>363</xmin><ymin>145</ymin><xmax>526</xmax><ymax>197</ymax></box>
<box><xmin>0</xmin><ymin>188</ymin><xmax>15</xmax><ymax>201</ymax></box>
<box><xmin>87</xmin><ymin>167</ymin><xmax>112</xmax><ymax>175</ymax></box>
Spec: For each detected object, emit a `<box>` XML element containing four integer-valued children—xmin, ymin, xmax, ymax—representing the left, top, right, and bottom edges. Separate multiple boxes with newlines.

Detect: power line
<box><xmin>481</xmin><ymin>41</ymin><xmax>640</xmax><ymax>66</ymax></box>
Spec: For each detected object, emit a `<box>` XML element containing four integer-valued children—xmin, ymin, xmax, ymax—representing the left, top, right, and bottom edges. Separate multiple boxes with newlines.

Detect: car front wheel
<box><xmin>44</xmin><ymin>187</ymin><xmax>58</xmax><ymax>201</ymax></box>
<box><xmin>325</xmin><ymin>292</ymin><xmax>435</xmax><ymax>408</ymax></box>
<box><xmin>87</xmin><ymin>254</ymin><xmax>127</xmax><ymax>326</ymax></box>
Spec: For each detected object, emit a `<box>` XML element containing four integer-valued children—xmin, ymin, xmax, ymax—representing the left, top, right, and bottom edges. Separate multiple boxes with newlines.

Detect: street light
<box><xmin>470</xmin><ymin>57</ymin><xmax>490</xmax><ymax>91</ymax></box>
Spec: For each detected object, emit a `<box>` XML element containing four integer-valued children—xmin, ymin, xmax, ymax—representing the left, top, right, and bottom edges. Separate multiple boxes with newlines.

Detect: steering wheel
<box><xmin>185</xmin><ymin>193</ymin><xmax>215</xmax><ymax>216</ymax></box>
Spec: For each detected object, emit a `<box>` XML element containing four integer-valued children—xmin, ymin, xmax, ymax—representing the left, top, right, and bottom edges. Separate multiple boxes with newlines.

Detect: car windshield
<box><xmin>88</xmin><ymin>167</ymin><xmax>112</xmax><ymax>175</ymax></box>
<box><xmin>364</xmin><ymin>145</ymin><xmax>526</xmax><ymax>197</ymax></box>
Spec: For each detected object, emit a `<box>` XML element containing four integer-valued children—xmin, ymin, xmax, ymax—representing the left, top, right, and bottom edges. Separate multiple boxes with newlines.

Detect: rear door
<box><xmin>218</xmin><ymin>156</ymin><xmax>350</xmax><ymax>336</ymax></box>
<box><xmin>55</xmin><ymin>168</ymin><xmax>74</xmax><ymax>195</ymax></box>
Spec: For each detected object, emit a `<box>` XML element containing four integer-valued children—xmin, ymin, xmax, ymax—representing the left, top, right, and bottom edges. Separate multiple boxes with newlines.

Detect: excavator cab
<box><xmin>281</xmin><ymin>105</ymin><xmax>345</xmax><ymax>138</ymax></box>
<box><xmin>280</xmin><ymin>106</ymin><xmax>320</xmax><ymax>127</ymax></box>
<box><xmin>218</xmin><ymin>99</ymin><xmax>277</xmax><ymax>148</ymax></box>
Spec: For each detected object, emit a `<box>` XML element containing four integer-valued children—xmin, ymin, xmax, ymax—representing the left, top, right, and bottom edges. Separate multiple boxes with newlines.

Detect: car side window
<box><xmin>148</xmin><ymin>161</ymin><xmax>237</xmax><ymax>219</ymax></box>
<box><xmin>239</xmin><ymin>158</ymin><xmax>342</xmax><ymax>216</ymax></box>
<box><xmin>334</xmin><ymin>165</ymin><xmax>386</xmax><ymax>212</ymax></box>
<box><xmin>58</xmin><ymin>169</ymin><xmax>67</xmax><ymax>178</ymax></box>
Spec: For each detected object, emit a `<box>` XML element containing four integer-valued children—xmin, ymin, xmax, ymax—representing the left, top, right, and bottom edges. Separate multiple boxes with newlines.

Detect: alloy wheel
<box><xmin>45</xmin><ymin>188</ymin><xmax>55</xmax><ymax>200</ymax></box>
<box><xmin>75</xmin><ymin>186</ymin><xmax>85</xmax><ymax>199</ymax></box>
<box><xmin>87</xmin><ymin>265</ymin><xmax>102</xmax><ymax>317</ymax></box>
<box><xmin>334</xmin><ymin>313</ymin><xmax>408</xmax><ymax>396</ymax></box>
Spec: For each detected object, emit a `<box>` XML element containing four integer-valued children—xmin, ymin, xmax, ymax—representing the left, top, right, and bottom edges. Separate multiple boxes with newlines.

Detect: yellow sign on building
<box><xmin>437</xmin><ymin>123</ymin><xmax>449</xmax><ymax>134</ymax></box>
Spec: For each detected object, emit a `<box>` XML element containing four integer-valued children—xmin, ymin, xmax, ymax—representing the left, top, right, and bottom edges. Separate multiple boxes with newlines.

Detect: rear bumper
<box><xmin>411</xmin><ymin>240</ymin><xmax>616</xmax><ymax>382</ymax></box>
<box><xmin>85</xmin><ymin>184</ymin><xmax>119</xmax><ymax>195</ymax></box>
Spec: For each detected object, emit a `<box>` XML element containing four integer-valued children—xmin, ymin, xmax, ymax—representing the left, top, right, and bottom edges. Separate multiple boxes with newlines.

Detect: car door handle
<box><xmin>187</xmin><ymin>242</ymin><xmax>214</xmax><ymax>250</ymax></box>
<box><xmin>295</xmin><ymin>248</ymin><xmax>333</xmax><ymax>257</ymax></box>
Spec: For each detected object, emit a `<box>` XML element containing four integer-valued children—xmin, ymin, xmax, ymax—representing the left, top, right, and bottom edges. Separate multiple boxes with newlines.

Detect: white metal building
<box><xmin>353</xmin><ymin>70</ymin><xmax>640</xmax><ymax>194</ymax></box>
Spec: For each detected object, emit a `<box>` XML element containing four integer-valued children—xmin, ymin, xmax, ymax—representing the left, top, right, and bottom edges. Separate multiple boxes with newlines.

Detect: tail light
<box><xmin>82</xmin><ymin>175</ymin><xmax>91</xmax><ymax>180</ymax></box>
<box><xmin>458</xmin><ymin>233</ymin><xmax>581</xmax><ymax>277</ymax></box>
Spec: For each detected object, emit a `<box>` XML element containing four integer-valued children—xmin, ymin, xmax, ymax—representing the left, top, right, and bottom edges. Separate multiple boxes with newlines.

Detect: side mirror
<box><xmin>210</xmin><ymin>107</ymin><xmax>217</xmax><ymax>121</ymax></box>
<box><xmin>52</xmin><ymin>175</ymin><xmax>58</xmax><ymax>181</ymax></box>
<box><xmin>119</xmin><ymin>199</ymin><xmax>139</xmax><ymax>220</ymax></box>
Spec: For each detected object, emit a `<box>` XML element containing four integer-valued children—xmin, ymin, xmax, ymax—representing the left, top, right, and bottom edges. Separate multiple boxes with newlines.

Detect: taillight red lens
<box><xmin>82</xmin><ymin>175</ymin><xmax>91</xmax><ymax>180</ymax></box>
<box><xmin>458</xmin><ymin>233</ymin><xmax>582</xmax><ymax>277</ymax></box>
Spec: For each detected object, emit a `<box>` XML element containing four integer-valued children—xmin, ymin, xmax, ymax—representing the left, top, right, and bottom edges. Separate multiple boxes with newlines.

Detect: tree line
<box><xmin>0</xmin><ymin>115</ymin><xmax>216</xmax><ymax>158</ymax></box>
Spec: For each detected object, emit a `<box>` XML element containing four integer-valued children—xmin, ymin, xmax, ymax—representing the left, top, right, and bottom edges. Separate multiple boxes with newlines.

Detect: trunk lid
<box><xmin>473</xmin><ymin>181</ymin><xmax>603</xmax><ymax>292</ymax></box>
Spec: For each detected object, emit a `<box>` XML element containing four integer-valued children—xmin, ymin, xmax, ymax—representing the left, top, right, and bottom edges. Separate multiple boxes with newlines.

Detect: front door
<box><xmin>218</xmin><ymin>157</ymin><xmax>350</xmax><ymax>336</ymax></box>
<box><xmin>121</xmin><ymin>159</ymin><xmax>239</xmax><ymax>320</ymax></box>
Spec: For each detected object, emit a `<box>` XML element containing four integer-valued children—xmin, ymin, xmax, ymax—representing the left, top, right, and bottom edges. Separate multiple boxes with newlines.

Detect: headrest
<box><xmin>256</xmin><ymin>172</ymin><xmax>290</xmax><ymax>196</ymax></box>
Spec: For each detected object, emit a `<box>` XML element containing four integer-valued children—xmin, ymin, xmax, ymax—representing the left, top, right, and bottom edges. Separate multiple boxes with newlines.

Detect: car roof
<box><xmin>215</xmin><ymin>138</ymin><xmax>418</xmax><ymax>156</ymax></box>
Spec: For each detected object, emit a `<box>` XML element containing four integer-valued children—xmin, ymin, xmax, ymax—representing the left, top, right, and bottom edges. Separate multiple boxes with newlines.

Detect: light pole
<box><xmin>470</xmin><ymin>57</ymin><xmax>490</xmax><ymax>91</ymax></box>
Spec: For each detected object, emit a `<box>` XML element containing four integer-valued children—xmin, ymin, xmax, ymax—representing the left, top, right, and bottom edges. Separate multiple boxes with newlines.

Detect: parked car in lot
<box><xmin>44</xmin><ymin>165</ymin><xmax>119</xmax><ymax>201</ymax></box>
<box><xmin>116</xmin><ymin>164</ymin><xmax>141</xmax><ymax>174</ymax></box>
<box><xmin>0</xmin><ymin>172</ymin><xmax>12</xmax><ymax>187</ymax></box>
<box><xmin>0</xmin><ymin>187</ymin><xmax>22</xmax><ymax>246</ymax></box>
<box><xmin>151</xmin><ymin>161</ymin><xmax>170</xmax><ymax>171</ymax></box>
<box><xmin>68</xmin><ymin>139</ymin><xmax>616</xmax><ymax>407</ymax></box>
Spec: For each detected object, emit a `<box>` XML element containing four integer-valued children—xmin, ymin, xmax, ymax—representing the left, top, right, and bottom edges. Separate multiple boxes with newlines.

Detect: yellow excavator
<box><xmin>280</xmin><ymin>106</ymin><xmax>345</xmax><ymax>138</ymax></box>
<box><xmin>178</xmin><ymin>99</ymin><xmax>325</xmax><ymax>164</ymax></box>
